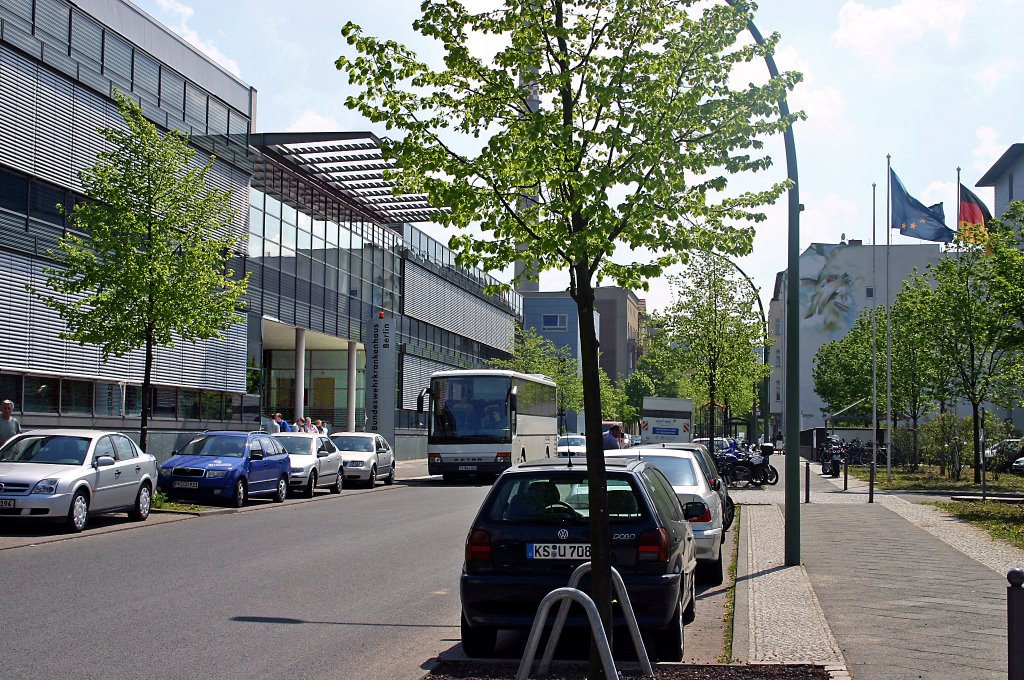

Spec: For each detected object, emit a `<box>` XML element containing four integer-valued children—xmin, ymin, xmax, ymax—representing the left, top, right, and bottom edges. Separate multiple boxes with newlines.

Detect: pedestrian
<box><xmin>0</xmin><ymin>399</ymin><xmax>20</xmax><ymax>445</ymax></box>
<box><xmin>603</xmin><ymin>424</ymin><xmax>622</xmax><ymax>450</ymax></box>
<box><xmin>314</xmin><ymin>419</ymin><xmax>326</xmax><ymax>434</ymax></box>
<box><xmin>265</xmin><ymin>413</ymin><xmax>280</xmax><ymax>433</ymax></box>
<box><xmin>303</xmin><ymin>416</ymin><xmax>316</xmax><ymax>433</ymax></box>
<box><xmin>275</xmin><ymin>413</ymin><xmax>291</xmax><ymax>432</ymax></box>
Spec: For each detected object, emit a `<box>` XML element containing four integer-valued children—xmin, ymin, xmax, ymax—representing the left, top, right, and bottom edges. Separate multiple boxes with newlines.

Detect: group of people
<box><xmin>267</xmin><ymin>412</ymin><xmax>330</xmax><ymax>434</ymax></box>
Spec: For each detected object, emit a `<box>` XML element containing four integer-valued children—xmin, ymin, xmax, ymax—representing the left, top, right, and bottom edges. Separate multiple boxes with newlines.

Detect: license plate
<box><xmin>173</xmin><ymin>481</ymin><xmax>200</xmax><ymax>489</ymax></box>
<box><xmin>528</xmin><ymin>543</ymin><xmax>591</xmax><ymax>560</ymax></box>
<box><xmin>458</xmin><ymin>465</ymin><xmax>477</xmax><ymax>471</ymax></box>
<box><xmin>0</xmin><ymin>499</ymin><xmax>14</xmax><ymax>508</ymax></box>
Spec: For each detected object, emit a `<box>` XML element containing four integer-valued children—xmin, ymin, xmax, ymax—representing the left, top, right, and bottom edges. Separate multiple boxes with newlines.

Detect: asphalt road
<box><xmin>0</xmin><ymin>476</ymin><xmax>491</xmax><ymax>680</ymax></box>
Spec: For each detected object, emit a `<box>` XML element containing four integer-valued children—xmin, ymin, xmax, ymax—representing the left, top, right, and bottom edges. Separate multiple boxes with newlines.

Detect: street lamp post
<box><xmin>724</xmin><ymin>0</ymin><xmax>801</xmax><ymax>566</ymax></box>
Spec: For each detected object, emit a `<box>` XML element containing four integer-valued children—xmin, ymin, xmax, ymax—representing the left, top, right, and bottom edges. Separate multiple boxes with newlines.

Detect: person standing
<box><xmin>0</xmin><ymin>399</ymin><xmax>21</xmax><ymax>445</ymax></box>
<box><xmin>602</xmin><ymin>424</ymin><xmax>622</xmax><ymax>450</ymax></box>
<box><xmin>275</xmin><ymin>413</ymin><xmax>291</xmax><ymax>432</ymax></box>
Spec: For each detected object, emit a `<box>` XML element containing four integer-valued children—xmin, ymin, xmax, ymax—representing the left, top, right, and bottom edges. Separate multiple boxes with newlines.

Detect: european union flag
<box><xmin>890</xmin><ymin>169</ymin><xmax>954</xmax><ymax>243</ymax></box>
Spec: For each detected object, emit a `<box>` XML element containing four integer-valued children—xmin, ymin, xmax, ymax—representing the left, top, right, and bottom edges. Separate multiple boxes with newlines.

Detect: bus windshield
<box><xmin>429</xmin><ymin>375</ymin><xmax>512</xmax><ymax>444</ymax></box>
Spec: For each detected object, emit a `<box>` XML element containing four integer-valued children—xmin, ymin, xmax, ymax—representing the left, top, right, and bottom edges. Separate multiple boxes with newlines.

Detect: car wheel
<box><xmin>365</xmin><ymin>465</ymin><xmax>377</xmax><ymax>489</ymax></box>
<box><xmin>330</xmin><ymin>470</ymin><xmax>343</xmax><ymax>494</ymax></box>
<box><xmin>683</xmin><ymin>578</ymin><xmax>696</xmax><ymax>625</ymax></box>
<box><xmin>65</xmin><ymin>490</ymin><xmax>89</xmax><ymax>533</ymax></box>
<box><xmin>232</xmin><ymin>479</ymin><xmax>247</xmax><ymax>508</ymax></box>
<box><xmin>723</xmin><ymin>497</ymin><xmax>735</xmax><ymax>531</ymax></box>
<box><xmin>129</xmin><ymin>484</ymin><xmax>152</xmax><ymax>521</ymax></box>
<box><xmin>384</xmin><ymin>460</ymin><xmax>395</xmax><ymax>485</ymax></box>
<box><xmin>653</xmin><ymin>599</ymin><xmax>684</xmax><ymax>662</ymax></box>
<box><xmin>304</xmin><ymin>471</ymin><xmax>317</xmax><ymax>498</ymax></box>
<box><xmin>274</xmin><ymin>476</ymin><xmax>288</xmax><ymax>503</ymax></box>
<box><xmin>460</xmin><ymin>613</ymin><xmax>496</xmax><ymax>658</ymax></box>
<box><xmin>698</xmin><ymin>544</ymin><xmax>724</xmax><ymax>586</ymax></box>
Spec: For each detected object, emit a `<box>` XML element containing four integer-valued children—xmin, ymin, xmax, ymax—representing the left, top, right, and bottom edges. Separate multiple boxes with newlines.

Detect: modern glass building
<box><xmin>0</xmin><ymin>0</ymin><xmax>519</xmax><ymax>456</ymax></box>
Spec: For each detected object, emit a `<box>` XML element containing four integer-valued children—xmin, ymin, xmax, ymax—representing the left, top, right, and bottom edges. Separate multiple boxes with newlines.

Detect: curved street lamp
<box><xmin>723</xmin><ymin>0</ymin><xmax>802</xmax><ymax>565</ymax></box>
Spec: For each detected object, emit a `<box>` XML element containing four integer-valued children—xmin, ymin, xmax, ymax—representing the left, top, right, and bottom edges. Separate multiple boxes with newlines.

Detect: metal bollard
<box><xmin>1010</xmin><ymin>568</ymin><xmax>1024</xmax><ymax>680</ymax></box>
<box><xmin>844</xmin><ymin>458</ymin><xmax>848</xmax><ymax>490</ymax></box>
<box><xmin>805</xmin><ymin>461</ymin><xmax>810</xmax><ymax>503</ymax></box>
<box><xmin>868</xmin><ymin>463</ymin><xmax>875</xmax><ymax>504</ymax></box>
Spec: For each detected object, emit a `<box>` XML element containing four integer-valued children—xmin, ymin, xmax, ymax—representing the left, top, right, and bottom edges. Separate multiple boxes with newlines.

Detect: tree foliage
<box><xmin>337</xmin><ymin>0</ymin><xmax>799</xmax><ymax>659</ymax></box>
<box><xmin>31</xmin><ymin>92</ymin><xmax>249</xmax><ymax>451</ymax></box>
<box><xmin>488</xmin><ymin>325</ymin><xmax>583</xmax><ymax>422</ymax></box>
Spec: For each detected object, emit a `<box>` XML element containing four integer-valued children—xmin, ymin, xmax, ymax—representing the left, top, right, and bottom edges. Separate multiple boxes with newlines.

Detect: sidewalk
<box><xmin>733</xmin><ymin>460</ymin><xmax>1020</xmax><ymax>680</ymax></box>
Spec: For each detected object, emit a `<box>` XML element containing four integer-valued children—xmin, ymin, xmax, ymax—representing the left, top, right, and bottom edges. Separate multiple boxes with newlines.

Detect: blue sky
<box><xmin>132</xmin><ymin>0</ymin><xmax>1023</xmax><ymax>313</ymax></box>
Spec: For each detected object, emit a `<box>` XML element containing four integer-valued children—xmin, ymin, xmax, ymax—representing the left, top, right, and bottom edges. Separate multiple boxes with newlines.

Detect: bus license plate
<box><xmin>528</xmin><ymin>543</ymin><xmax>590</xmax><ymax>560</ymax></box>
<box><xmin>458</xmin><ymin>465</ymin><xmax>477</xmax><ymax>471</ymax></box>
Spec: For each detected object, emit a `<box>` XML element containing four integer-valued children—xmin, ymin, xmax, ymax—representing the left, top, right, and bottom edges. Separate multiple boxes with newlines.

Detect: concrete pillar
<box><xmin>294</xmin><ymin>328</ymin><xmax>306</xmax><ymax>423</ymax></box>
<box><xmin>347</xmin><ymin>340</ymin><xmax>358</xmax><ymax>432</ymax></box>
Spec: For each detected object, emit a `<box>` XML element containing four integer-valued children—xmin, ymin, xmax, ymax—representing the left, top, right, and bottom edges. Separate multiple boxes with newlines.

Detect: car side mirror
<box><xmin>94</xmin><ymin>455</ymin><xmax>116</xmax><ymax>468</ymax></box>
<box><xmin>711</xmin><ymin>479</ymin><xmax>721</xmax><ymax>491</ymax></box>
<box><xmin>317</xmin><ymin>449</ymin><xmax>328</xmax><ymax>458</ymax></box>
<box><xmin>249</xmin><ymin>451</ymin><xmax>264</xmax><ymax>461</ymax></box>
<box><xmin>683</xmin><ymin>501</ymin><xmax>707</xmax><ymax>521</ymax></box>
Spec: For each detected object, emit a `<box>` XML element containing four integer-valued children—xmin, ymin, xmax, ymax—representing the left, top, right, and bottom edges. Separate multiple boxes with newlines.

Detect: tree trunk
<box><xmin>573</xmin><ymin>270</ymin><xmax>613</xmax><ymax>678</ymax></box>
<box><xmin>910</xmin><ymin>414</ymin><xmax>919</xmax><ymax>471</ymax></box>
<box><xmin>141</xmin><ymin>325</ymin><xmax>154</xmax><ymax>453</ymax></box>
<box><xmin>972</xmin><ymin>401</ymin><xmax>981</xmax><ymax>484</ymax></box>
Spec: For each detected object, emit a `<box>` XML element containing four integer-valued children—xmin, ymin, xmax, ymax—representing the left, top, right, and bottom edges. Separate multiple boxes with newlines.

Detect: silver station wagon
<box><xmin>0</xmin><ymin>429</ymin><xmax>158</xmax><ymax>533</ymax></box>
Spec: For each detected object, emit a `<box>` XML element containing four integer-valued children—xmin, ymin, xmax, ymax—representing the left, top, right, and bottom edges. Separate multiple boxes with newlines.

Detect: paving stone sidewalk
<box><xmin>734</xmin><ymin>461</ymin><xmax>1018</xmax><ymax>680</ymax></box>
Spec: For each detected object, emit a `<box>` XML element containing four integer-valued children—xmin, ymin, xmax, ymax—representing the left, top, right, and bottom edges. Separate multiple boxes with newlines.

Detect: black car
<box><xmin>460</xmin><ymin>458</ymin><xmax>700</xmax><ymax>661</ymax></box>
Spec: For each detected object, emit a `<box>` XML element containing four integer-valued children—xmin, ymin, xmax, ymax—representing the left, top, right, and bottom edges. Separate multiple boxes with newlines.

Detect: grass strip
<box><xmin>152</xmin><ymin>491</ymin><xmax>208</xmax><ymax>513</ymax></box>
<box><xmin>847</xmin><ymin>465</ymin><xmax>1024</xmax><ymax>493</ymax></box>
<box><xmin>718</xmin><ymin>505</ymin><xmax>742</xmax><ymax>664</ymax></box>
<box><xmin>928</xmin><ymin>500</ymin><xmax>1024</xmax><ymax>551</ymax></box>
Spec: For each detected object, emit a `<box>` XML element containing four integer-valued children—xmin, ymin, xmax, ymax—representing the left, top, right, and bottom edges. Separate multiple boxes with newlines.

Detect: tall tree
<box><xmin>635</xmin><ymin>313</ymin><xmax>688</xmax><ymax>398</ymax></box>
<box><xmin>32</xmin><ymin>92</ymin><xmax>249</xmax><ymax>452</ymax></box>
<box><xmin>663</xmin><ymin>254</ymin><xmax>770</xmax><ymax>441</ymax></box>
<box><xmin>905</xmin><ymin>241</ymin><xmax>1022</xmax><ymax>483</ymax></box>
<box><xmin>337</xmin><ymin>0</ymin><xmax>799</xmax><ymax>663</ymax></box>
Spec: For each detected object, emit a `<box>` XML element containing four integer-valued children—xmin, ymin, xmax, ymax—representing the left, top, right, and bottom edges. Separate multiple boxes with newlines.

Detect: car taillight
<box><xmin>466</xmin><ymin>529</ymin><xmax>491</xmax><ymax>562</ymax></box>
<box><xmin>429</xmin><ymin>454</ymin><xmax>441</xmax><ymax>465</ymax></box>
<box><xmin>688</xmin><ymin>505</ymin><xmax>712</xmax><ymax>523</ymax></box>
<box><xmin>637</xmin><ymin>528</ymin><xmax>669</xmax><ymax>562</ymax></box>
<box><xmin>494</xmin><ymin>452</ymin><xmax>511</xmax><ymax>464</ymax></box>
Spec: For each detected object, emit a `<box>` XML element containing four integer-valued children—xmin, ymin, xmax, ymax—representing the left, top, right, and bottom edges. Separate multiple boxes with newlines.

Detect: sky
<box><xmin>131</xmin><ymin>0</ymin><xmax>1023</xmax><ymax>315</ymax></box>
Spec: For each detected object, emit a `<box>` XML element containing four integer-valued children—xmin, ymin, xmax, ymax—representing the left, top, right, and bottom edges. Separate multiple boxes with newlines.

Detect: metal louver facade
<box><xmin>400</xmin><ymin>355</ymin><xmax>454</xmax><ymax>411</ymax></box>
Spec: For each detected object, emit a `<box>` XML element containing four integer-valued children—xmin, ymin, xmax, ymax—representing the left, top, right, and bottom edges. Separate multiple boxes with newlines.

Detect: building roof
<box><xmin>249</xmin><ymin>132</ymin><xmax>446</xmax><ymax>224</ymax></box>
<box><xmin>977</xmin><ymin>143</ymin><xmax>1024</xmax><ymax>187</ymax></box>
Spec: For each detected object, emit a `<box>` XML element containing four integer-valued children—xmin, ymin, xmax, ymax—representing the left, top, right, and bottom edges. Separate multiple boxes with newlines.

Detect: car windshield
<box><xmin>275</xmin><ymin>436</ymin><xmax>314</xmax><ymax>455</ymax></box>
<box><xmin>179</xmin><ymin>435</ymin><xmax>245</xmax><ymax>458</ymax></box>
<box><xmin>639</xmin><ymin>456</ymin><xmax>698</xmax><ymax>487</ymax></box>
<box><xmin>330</xmin><ymin>436</ymin><xmax>374</xmax><ymax>452</ymax></box>
<box><xmin>558</xmin><ymin>437</ymin><xmax>585</xmax><ymax>447</ymax></box>
<box><xmin>0</xmin><ymin>435</ymin><xmax>91</xmax><ymax>465</ymax></box>
<box><xmin>484</xmin><ymin>472</ymin><xmax>647</xmax><ymax>524</ymax></box>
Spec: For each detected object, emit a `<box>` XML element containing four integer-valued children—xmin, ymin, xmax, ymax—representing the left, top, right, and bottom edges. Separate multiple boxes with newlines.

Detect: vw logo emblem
<box><xmin>557</xmin><ymin>528</ymin><xmax>569</xmax><ymax>540</ymax></box>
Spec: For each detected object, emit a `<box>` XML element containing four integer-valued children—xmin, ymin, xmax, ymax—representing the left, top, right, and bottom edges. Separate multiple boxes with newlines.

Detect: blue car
<box><xmin>157</xmin><ymin>431</ymin><xmax>290</xmax><ymax>507</ymax></box>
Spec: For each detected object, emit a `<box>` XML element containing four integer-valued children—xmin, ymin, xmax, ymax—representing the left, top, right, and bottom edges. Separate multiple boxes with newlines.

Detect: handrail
<box><xmin>537</xmin><ymin>562</ymin><xmax>654</xmax><ymax>678</ymax></box>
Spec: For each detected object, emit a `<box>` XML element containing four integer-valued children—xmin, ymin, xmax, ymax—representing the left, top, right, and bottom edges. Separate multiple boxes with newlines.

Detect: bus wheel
<box><xmin>520</xmin><ymin>450</ymin><xmax>527</xmax><ymax>463</ymax></box>
<box><xmin>545</xmin><ymin>448</ymin><xmax>551</xmax><ymax>459</ymax></box>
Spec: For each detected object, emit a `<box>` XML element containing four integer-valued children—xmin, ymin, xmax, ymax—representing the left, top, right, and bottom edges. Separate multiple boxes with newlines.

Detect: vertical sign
<box><xmin>364</xmin><ymin>310</ymin><xmax>396</xmax><ymax>443</ymax></box>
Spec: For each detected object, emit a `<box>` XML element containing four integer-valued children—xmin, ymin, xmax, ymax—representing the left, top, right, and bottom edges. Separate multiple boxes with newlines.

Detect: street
<box><xmin>0</xmin><ymin>477</ymin><xmax>490</xmax><ymax>680</ymax></box>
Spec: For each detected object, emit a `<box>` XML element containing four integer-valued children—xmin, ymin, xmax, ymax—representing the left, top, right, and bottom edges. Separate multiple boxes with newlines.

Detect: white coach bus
<box><xmin>417</xmin><ymin>369</ymin><xmax>558</xmax><ymax>479</ymax></box>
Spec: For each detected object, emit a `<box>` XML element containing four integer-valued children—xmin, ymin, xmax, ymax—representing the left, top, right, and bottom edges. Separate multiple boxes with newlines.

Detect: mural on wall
<box><xmin>799</xmin><ymin>243</ymin><xmax>864</xmax><ymax>339</ymax></box>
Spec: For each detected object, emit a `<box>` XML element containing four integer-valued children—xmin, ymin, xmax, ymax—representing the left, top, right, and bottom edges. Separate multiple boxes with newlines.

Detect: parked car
<box><xmin>614</xmin><ymin>448</ymin><xmax>725</xmax><ymax>584</ymax></box>
<box><xmin>640</xmin><ymin>441</ymin><xmax>734</xmax><ymax>531</ymax></box>
<box><xmin>460</xmin><ymin>457</ymin><xmax>699</xmax><ymax>661</ymax></box>
<box><xmin>0</xmin><ymin>429</ymin><xmax>157</xmax><ymax>533</ymax></box>
<box><xmin>157</xmin><ymin>431</ymin><xmax>290</xmax><ymax>507</ymax></box>
<box><xmin>273</xmin><ymin>432</ymin><xmax>344</xmax><ymax>497</ymax></box>
<box><xmin>632</xmin><ymin>434</ymin><xmax>642</xmax><ymax>446</ymax></box>
<box><xmin>693</xmin><ymin>437</ymin><xmax>729</xmax><ymax>453</ymax></box>
<box><xmin>555</xmin><ymin>435</ymin><xmax>586</xmax><ymax>458</ymax></box>
<box><xmin>1012</xmin><ymin>456</ymin><xmax>1024</xmax><ymax>475</ymax></box>
<box><xmin>328</xmin><ymin>433</ymin><xmax>396</xmax><ymax>488</ymax></box>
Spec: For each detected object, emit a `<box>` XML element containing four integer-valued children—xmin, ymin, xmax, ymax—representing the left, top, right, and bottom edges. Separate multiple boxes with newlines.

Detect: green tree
<box><xmin>635</xmin><ymin>314</ymin><xmax>688</xmax><ymax>398</ymax></box>
<box><xmin>488</xmin><ymin>325</ymin><xmax>583</xmax><ymax>430</ymax></box>
<box><xmin>337</xmin><ymin>0</ymin><xmax>799</xmax><ymax>660</ymax></box>
<box><xmin>906</xmin><ymin>241</ymin><xmax>1023</xmax><ymax>483</ymax></box>
<box><xmin>32</xmin><ymin>92</ymin><xmax>249</xmax><ymax>452</ymax></box>
<box><xmin>662</xmin><ymin>254</ymin><xmax>770</xmax><ymax>440</ymax></box>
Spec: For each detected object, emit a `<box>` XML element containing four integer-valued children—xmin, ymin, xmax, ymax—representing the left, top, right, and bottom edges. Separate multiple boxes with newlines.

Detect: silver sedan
<box><xmin>0</xmin><ymin>429</ymin><xmax>158</xmax><ymax>532</ymax></box>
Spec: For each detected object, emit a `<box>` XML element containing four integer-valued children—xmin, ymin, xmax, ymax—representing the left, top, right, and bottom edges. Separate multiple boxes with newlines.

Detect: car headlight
<box><xmin>346</xmin><ymin>460</ymin><xmax>364</xmax><ymax>468</ymax></box>
<box><xmin>31</xmin><ymin>479</ymin><xmax>60</xmax><ymax>495</ymax></box>
<box><xmin>206</xmin><ymin>470</ymin><xmax>229</xmax><ymax>479</ymax></box>
<box><xmin>159</xmin><ymin>466</ymin><xmax>174</xmax><ymax>475</ymax></box>
<box><xmin>290</xmin><ymin>466</ymin><xmax>308</xmax><ymax>474</ymax></box>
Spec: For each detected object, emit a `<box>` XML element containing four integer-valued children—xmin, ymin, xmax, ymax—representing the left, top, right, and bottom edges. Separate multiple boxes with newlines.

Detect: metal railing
<box><xmin>516</xmin><ymin>562</ymin><xmax>654</xmax><ymax>680</ymax></box>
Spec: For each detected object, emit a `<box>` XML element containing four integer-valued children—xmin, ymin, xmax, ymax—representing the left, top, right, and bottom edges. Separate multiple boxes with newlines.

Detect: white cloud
<box><xmin>799</xmin><ymin>192</ymin><xmax>862</xmax><ymax>249</ymax></box>
<box><xmin>833</xmin><ymin>0</ymin><xmax>973</xmax><ymax>69</ymax></box>
<box><xmin>285</xmin><ymin>110</ymin><xmax>340</xmax><ymax>132</ymax></box>
<box><xmin>921</xmin><ymin>179</ymin><xmax>956</xmax><ymax>210</ymax></box>
<box><xmin>973</xmin><ymin>57</ymin><xmax>1014</xmax><ymax>93</ymax></box>
<box><xmin>972</xmin><ymin>126</ymin><xmax>1005</xmax><ymax>173</ymax></box>
<box><xmin>153</xmin><ymin>0</ymin><xmax>241</xmax><ymax>77</ymax></box>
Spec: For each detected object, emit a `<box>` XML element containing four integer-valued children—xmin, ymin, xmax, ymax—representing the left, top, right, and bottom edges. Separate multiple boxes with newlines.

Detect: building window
<box><xmin>866</xmin><ymin>287</ymin><xmax>874</xmax><ymax>299</ymax></box>
<box><xmin>201</xmin><ymin>391</ymin><xmax>223</xmax><ymax>420</ymax></box>
<box><xmin>774</xmin><ymin>319</ymin><xmax>782</xmax><ymax>336</ymax></box>
<box><xmin>774</xmin><ymin>380</ymin><xmax>781</xmax><ymax>402</ymax></box>
<box><xmin>60</xmin><ymin>379</ymin><xmax>93</xmax><ymax>415</ymax></box>
<box><xmin>775</xmin><ymin>349</ymin><xmax>781</xmax><ymax>368</ymax></box>
<box><xmin>542</xmin><ymin>314</ymin><xmax>567</xmax><ymax>331</ymax></box>
<box><xmin>24</xmin><ymin>376</ymin><xmax>59</xmax><ymax>414</ymax></box>
<box><xmin>0</xmin><ymin>374</ymin><xmax>23</xmax><ymax>410</ymax></box>
<box><xmin>153</xmin><ymin>387</ymin><xmax>177</xmax><ymax>418</ymax></box>
<box><xmin>179</xmin><ymin>390</ymin><xmax>200</xmax><ymax>420</ymax></box>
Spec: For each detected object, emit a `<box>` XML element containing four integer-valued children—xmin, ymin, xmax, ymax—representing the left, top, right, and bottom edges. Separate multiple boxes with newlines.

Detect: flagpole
<box><xmin>956</xmin><ymin>166</ymin><xmax>962</xmax><ymax>236</ymax></box>
<box><xmin>885</xmin><ymin>155</ymin><xmax>893</xmax><ymax>483</ymax></box>
<box><xmin>871</xmin><ymin>181</ymin><xmax>878</xmax><ymax>503</ymax></box>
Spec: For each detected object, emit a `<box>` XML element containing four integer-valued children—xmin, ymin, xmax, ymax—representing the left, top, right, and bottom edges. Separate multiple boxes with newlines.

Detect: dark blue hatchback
<box><xmin>157</xmin><ymin>431</ymin><xmax>290</xmax><ymax>507</ymax></box>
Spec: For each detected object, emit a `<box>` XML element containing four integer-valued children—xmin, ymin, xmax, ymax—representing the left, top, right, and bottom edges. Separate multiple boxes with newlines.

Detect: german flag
<box><xmin>959</xmin><ymin>184</ymin><xmax>992</xmax><ymax>245</ymax></box>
